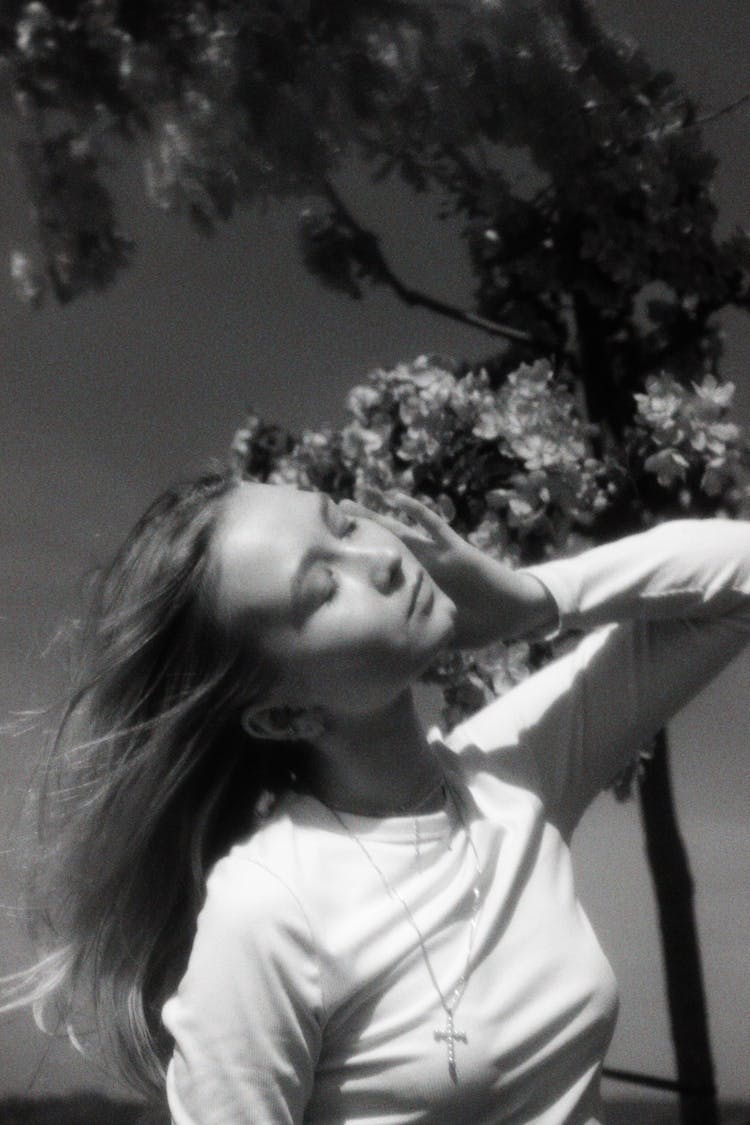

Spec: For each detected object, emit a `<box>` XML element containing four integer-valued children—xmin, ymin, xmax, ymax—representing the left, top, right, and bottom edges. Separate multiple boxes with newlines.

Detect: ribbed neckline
<box><xmin>310</xmin><ymin>783</ymin><xmax>458</xmax><ymax>844</ymax></box>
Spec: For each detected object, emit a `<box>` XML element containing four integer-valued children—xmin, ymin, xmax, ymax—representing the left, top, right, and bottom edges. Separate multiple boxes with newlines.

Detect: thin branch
<box><xmin>695</xmin><ymin>91</ymin><xmax>750</xmax><ymax>130</ymax></box>
<box><xmin>649</xmin><ymin>91</ymin><xmax>750</xmax><ymax>141</ymax></box>
<box><xmin>322</xmin><ymin>180</ymin><xmax>541</xmax><ymax>347</ymax></box>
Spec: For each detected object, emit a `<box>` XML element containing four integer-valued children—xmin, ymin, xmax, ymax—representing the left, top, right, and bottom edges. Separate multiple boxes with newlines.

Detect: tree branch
<box><xmin>695</xmin><ymin>91</ymin><xmax>750</xmax><ymax>129</ymax></box>
<box><xmin>649</xmin><ymin>91</ymin><xmax>750</xmax><ymax>141</ymax></box>
<box><xmin>322</xmin><ymin>180</ymin><xmax>542</xmax><ymax>347</ymax></box>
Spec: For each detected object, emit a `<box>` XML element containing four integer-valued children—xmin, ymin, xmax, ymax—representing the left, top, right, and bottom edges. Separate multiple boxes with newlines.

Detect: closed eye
<box><xmin>293</xmin><ymin>502</ymin><xmax>359</xmax><ymax>621</ymax></box>
<box><xmin>318</xmin><ymin>515</ymin><xmax>357</xmax><ymax>605</ymax></box>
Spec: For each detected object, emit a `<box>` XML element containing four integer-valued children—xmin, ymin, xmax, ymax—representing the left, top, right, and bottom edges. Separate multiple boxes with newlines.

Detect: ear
<box><xmin>241</xmin><ymin>704</ymin><xmax>325</xmax><ymax>743</ymax></box>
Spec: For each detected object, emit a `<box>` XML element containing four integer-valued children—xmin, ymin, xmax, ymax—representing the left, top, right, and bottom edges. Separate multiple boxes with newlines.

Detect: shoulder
<box><xmin>199</xmin><ymin>801</ymin><xmax>326</xmax><ymax>951</ymax></box>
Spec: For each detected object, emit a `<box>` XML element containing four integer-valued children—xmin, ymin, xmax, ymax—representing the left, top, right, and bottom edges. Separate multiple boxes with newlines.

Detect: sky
<box><xmin>0</xmin><ymin>0</ymin><xmax>749</xmax><ymax>1110</ymax></box>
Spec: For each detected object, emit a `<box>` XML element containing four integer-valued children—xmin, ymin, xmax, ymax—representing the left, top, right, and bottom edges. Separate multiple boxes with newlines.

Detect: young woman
<box><xmin>5</xmin><ymin>470</ymin><xmax>750</xmax><ymax>1124</ymax></box>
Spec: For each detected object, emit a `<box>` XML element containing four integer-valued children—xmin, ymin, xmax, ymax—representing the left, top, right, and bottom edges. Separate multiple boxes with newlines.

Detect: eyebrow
<box><xmin>290</xmin><ymin>493</ymin><xmax>336</xmax><ymax>626</ymax></box>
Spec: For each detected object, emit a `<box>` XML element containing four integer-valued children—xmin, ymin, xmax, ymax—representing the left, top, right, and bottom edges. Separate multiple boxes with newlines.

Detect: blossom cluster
<box><xmin>346</xmin><ymin>356</ymin><xmax>610</xmax><ymax>547</ymax></box>
<box><xmin>629</xmin><ymin>371</ymin><xmax>750</xmax><ymax>512</ymax></box>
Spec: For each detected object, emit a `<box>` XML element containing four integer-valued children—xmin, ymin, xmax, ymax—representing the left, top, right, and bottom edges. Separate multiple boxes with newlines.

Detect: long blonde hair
<box><xmin>2</xmin><ymin>472</ymin><xmax>301</xmax><ymax>1102</ymax></box>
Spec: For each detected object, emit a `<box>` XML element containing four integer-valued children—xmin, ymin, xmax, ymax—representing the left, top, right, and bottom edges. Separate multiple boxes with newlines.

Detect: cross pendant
<box><xmin>434</xmin><ymin>1010</ymin><xmax>467</xmax><ymax>1082</ymax></box>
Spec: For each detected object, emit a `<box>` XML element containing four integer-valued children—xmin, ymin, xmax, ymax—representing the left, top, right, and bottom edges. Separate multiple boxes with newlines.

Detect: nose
<box><xmin>376</xmin><ymin>549</ymin><xmax>403</xmax><ymax>593</ymax></box>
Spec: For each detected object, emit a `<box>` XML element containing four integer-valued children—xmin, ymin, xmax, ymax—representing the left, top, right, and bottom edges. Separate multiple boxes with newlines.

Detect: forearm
<box><xmin>451</xmin><ymin>517</ymin><xmax>750</xmax><ymax>837</ymax></box>
<box><xmin>522</xmin><ymin>518</ymin><xmax>750</xmax><ymax>634</ymax></box>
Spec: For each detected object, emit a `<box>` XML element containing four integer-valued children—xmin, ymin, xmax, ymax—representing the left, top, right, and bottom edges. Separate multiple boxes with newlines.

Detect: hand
<box><xmin>339</xmin><ymin>491</ymin><xmax>556</xmax><ymax>649</ymax></box>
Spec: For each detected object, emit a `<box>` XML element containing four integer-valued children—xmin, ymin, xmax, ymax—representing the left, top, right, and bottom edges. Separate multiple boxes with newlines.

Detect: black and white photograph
<box><xmin>1</xmin><ymin>2</ymin><xmax>749</xmax><ymax>1122</ymax></box>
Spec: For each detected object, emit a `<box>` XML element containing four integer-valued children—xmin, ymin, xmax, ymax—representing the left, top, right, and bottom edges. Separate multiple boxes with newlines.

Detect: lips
<box><xmin>407</xmin><ymin>569</ymin><xmax>424</xmax><ymax>617</ymax></box>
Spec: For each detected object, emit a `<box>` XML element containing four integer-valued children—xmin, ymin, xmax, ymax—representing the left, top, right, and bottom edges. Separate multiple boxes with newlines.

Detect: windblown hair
<box><xmin>2</xmin><ymin>471</ymin><xmax>302</xmax><ymax>1101</ymax></box>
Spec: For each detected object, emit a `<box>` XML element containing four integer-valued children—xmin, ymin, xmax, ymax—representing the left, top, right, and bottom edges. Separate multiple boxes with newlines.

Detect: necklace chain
<box><xmin>325</xmin><ymin>770</ymin><xmax>484</xmax><ymax>1083</ymax></box>
<box><xmin>324</xmin><ymin>769</ymin><xmax>446</xmax><ymax>819</ymax></box>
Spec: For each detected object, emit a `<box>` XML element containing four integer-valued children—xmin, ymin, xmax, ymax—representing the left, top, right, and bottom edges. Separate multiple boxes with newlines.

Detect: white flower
<box><xmin>644</xmin><ymin>448</ymin><xmax>690</xmax><ymax>488</ymax></box>
<box><xmin>10</xmin><ymin>250</ymin><xmax>45</xmax><ymax>305</ymax></box>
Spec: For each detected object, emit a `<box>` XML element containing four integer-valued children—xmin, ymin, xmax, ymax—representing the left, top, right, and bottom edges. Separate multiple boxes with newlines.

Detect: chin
<box><xmin>433</xmin><ymin>590</ymin><xmax>458</xmax><ymax>638</ymax></box>
<box><xmin>420</xmin><ymin>601</ymin><xmax>458</xmax><ymax>664</ymax></box>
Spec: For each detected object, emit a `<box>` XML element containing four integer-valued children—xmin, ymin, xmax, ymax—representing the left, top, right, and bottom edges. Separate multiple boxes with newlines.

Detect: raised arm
<box><xmin>448</xmin><ymin>518</ymin><xmax>750</xmax><ymax>837</ymax></box>
<box><xmin>162</xmin><ymin>856</ymin><xmax>322</xmax><ymax>1125</ymax></box>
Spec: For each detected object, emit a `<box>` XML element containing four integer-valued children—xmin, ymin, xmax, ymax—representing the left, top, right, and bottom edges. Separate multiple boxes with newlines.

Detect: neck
<box><xmin>305</xmin><ymin>689</ymin><xmax>444</xmax><ymax>816</ymax></box>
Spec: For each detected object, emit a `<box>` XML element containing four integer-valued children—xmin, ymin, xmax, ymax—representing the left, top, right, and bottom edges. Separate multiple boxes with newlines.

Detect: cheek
<box><xmin>324</xmin><ymin>593</ymin><xmax>453</xmax><ymax>670</ymax></box>
<box><xmin>279</xmin><ymin>592</ymin><xmax>454</xmax><ymax>703</ymax></box>
<box><xmin>314</xmin><ymin>592</ymin><xmax>407</xmax><ymax>643</ymax></box>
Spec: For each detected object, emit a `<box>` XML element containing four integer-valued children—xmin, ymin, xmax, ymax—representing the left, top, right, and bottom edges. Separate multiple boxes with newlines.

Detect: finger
<box><xmin>339</xmin><ymin>498</ymin><xmax>429</xmax><ymax>540</ymax></box>
<box><xmin>384</xmin><ymin>492</ymin><xmax>454</xmax><ymax>540</ymax></box>
<box><xmin>339</xmin><ymin>498</ymin><xmax>406</xmax><ymax>532</ymax></box>
<box><xmin>339</xmin><ymin>499</ymin><xmax>433</xmax><ymax>545</ymax></box>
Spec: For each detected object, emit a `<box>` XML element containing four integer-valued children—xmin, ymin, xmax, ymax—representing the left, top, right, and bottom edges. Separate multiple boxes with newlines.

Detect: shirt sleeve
<box><xmin>446</xmin><ymin>518</ymin><xmax>750</xmax><ymax>839</ymax></box>
<box><xmin>161</xmin><ymin>855</ymin><xmax>323</xmax><ymax>1125</ymax></box>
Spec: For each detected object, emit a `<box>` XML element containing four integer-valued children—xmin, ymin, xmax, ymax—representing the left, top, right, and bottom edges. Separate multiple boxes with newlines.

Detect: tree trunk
<box><xmin>637</xmin><ymin>730</ymin><xmax>719</xmax><ymax>1125</ymax></box>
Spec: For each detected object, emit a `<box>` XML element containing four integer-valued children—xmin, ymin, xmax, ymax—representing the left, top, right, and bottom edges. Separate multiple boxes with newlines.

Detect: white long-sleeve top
<box><xmin>162</xmin><ymin>519</ymin><xmax>750</xmax><ymax>1124</ymax></box>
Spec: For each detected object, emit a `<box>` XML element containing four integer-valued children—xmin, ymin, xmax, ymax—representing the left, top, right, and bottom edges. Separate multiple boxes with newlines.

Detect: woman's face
<box><xmin>212</xmin><ymin>482</ymin><xmax>456</xmax><ymax>718</ymax></box>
